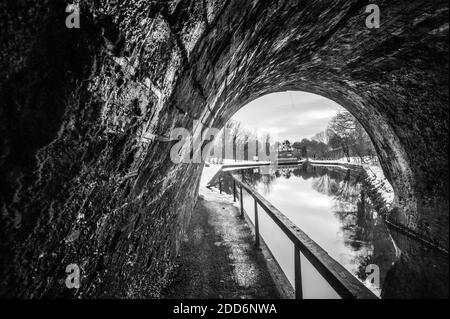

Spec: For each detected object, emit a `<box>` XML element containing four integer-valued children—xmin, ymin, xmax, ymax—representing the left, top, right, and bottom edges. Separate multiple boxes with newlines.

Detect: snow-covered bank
<box><xmin>363</xmin><ymin>165</ymin><xmax>395</xmax><ymax>208</ymax></box>
<box><xmin>307</xmin><ymin>157</ymin><xmax>395</xmax><ymax>209</ymax></box>
<box><xmin>206</xmin><ymin>158</ymin><xmax>395</xmax><ymax>211</ymax></box>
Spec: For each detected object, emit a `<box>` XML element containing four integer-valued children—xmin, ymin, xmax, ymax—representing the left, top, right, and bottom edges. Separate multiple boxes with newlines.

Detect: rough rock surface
<box><xmin>0</xmin><ymin>0</ymin><xmax>448</xmax><ymax>297</ymax></box>
<box><xmin>163</xmin><ymin>166</ymin><xmax>281</xmax><ymax>299</ymax></box>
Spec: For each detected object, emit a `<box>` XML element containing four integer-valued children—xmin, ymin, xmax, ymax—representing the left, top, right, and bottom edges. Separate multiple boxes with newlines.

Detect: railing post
<box><xmin>233</xmin><ymin>180</ymin><xmax>236</xmax><ymax>202</ymax></box>
<box><xmin>294</xmin><ymin>244</ymin><xmax>303</xmax><ymax>299</ymax></box>
<box><xmin>254</xmin><ymin>198</ymin><xmax>260</xmax><ymax>249</ymax></box>
<box><xmin>219</xmin><ymin>175</ymin><xmax>222</xmax><ymax>194</ymax></box>
<box><xmin>239</xmin><ymin>185</ymin><xmax>244</xmax><ymax>218</ymax></box>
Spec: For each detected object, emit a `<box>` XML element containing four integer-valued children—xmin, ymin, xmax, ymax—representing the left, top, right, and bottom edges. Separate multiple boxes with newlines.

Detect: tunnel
<box><xmin>0</xmin><ymin>0</ymin><xmax>448</xmax><ymax>298</ymax></box>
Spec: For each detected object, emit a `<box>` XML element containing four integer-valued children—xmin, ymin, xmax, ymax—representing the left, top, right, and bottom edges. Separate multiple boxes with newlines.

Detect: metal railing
<box><xmin>219</xmin><ymin>171</ymin><xmax>378</xmax><ymax>299</ymax></box>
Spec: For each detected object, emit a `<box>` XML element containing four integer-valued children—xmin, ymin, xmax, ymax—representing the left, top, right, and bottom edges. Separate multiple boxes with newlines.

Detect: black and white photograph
<box><xmin>0</xmin><ymin>0</ymin><xmax>448</xmax><ymax>312</ymax></box>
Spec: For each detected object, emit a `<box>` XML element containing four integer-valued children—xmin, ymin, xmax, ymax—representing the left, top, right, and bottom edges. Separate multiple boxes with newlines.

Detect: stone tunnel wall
<box><xmin>0</xmin><ymin>0</ymin><xmax>448</xmax><ymax>297</ymax></box>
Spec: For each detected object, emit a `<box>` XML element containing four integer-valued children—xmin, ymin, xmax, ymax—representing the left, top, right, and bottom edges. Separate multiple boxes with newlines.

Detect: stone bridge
<box><xmin>0</xmin><ymin>0</ymin><xmax>448</xmax><ymax>297</ymax></box>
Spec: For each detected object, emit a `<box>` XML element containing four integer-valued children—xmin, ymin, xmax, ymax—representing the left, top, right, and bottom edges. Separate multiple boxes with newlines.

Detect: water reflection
<box><xmin>219</xmin><ymin>163</ymin><xmax>450</xmax><ymax>298</ymax></box>
<box><xmin>221</xmin><ymin>163</ymin><xmax>397</xmax><ymax>297</ymax></box>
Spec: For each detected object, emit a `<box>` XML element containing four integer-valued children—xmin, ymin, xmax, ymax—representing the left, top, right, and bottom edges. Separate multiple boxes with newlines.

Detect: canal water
<box><xmin>220</xmin><ymin>163</ymin><xmax>399</xmax><ymax>298</ymax></box>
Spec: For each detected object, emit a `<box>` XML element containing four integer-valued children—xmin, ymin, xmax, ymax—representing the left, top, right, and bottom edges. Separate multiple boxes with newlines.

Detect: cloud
<box><xmin>232</xmin><ymin>91</ymin><xmax>344</xmax><ymax>141</ymax></box>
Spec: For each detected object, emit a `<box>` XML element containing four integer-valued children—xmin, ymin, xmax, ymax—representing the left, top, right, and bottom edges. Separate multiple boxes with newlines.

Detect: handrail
<box><xmin>224</xmin><ymin>171</ymin><xmax>378</xmax><ymax>299</ymax></box>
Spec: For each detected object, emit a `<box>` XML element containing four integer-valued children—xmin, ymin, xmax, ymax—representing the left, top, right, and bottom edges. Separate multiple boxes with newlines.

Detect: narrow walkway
<box><xmin>163</xmin><ymin>165</ymin><xmax>281</xmax><ymax>299</ymax></box>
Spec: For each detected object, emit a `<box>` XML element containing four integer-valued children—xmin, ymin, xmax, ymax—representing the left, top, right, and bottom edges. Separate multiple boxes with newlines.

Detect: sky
<box><xmin>232</xmin><ymin>91</ymin><xmax>344</xmax><ymax>142</ymax></box>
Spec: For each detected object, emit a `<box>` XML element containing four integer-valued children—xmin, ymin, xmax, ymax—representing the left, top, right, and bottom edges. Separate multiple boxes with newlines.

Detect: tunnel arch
<box><xmin>0</xmin><ymin>0</ymin><xmax>448</xmax><ymax>298</ymax></box>
<box><xmin>213</xmin><ymin>87</ymin><xmax>408</xmax><ymax>188</ymax></box>
<box><xmin>166</xmin><ymin>0</ymin><xmax>448</xmax><ymax>251</ymax></box>
<box><xmin>206</xmin><ymin>87</ymin><xmax>411</xmax><ymax>212</ymax></box>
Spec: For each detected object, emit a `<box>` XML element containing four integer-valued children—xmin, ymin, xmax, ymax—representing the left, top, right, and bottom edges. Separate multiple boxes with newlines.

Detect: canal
<box><xmin>220</xmin><ymin>163</ymin><xmax>399</xmax><ymax>298</ymax></box>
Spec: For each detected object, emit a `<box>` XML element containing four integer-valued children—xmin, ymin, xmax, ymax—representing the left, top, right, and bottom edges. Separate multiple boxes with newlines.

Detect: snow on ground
<box><xmin>199</xmin><ymin>163</ymin><xmax>222</xmax><ymax>190</ymax></box>
<box><xmin>208</xmin><ymin>158</ymin><xmax>272</xmax><ymax>165</ymax></box>
<box><xmin>363</xmin><ymin>165</ymin><xmax>395</xmax><ymax>206</ymax></box>
<box><xmin>306</xmin><ymin>156</ymin><xmax>365</xmax><ymax>165</ymax></box>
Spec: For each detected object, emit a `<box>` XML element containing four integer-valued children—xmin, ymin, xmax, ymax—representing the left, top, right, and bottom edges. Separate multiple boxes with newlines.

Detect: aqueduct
<box><xmin>0</xmin><ymin>0</ymin><xmax>448</xmax><ymax>297</ymax></box>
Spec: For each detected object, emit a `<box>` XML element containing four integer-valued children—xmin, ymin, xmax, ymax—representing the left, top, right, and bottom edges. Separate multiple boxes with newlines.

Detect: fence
<box><xmin>219</xmin><ymin>171</ymin><xmax>378</xmax><ymax>299</ymax></box>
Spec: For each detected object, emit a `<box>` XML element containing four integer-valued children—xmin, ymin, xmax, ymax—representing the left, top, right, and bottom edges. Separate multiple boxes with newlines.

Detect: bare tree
<box><xmin>208</xmin><ymin>120</ymin><xmax>274</xmax><ymax>162</ymax></box>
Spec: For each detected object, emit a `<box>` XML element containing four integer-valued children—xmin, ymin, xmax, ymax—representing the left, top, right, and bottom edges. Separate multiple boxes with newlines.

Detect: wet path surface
<box><xmin>163</xmin><ymin>166</ymin><xmax>281</xmax><ymax>299</ymax></box>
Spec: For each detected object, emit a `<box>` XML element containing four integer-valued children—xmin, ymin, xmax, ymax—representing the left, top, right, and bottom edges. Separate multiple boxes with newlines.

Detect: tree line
<box><xmin>287</xmin><ymin>111</ymin><xmax>377</xmax><ymax>162</ymax></box>
<box><xmin>208</xmin><ymin>110</ymin><xmax>377</xmax><ymax>163</ymax></box>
